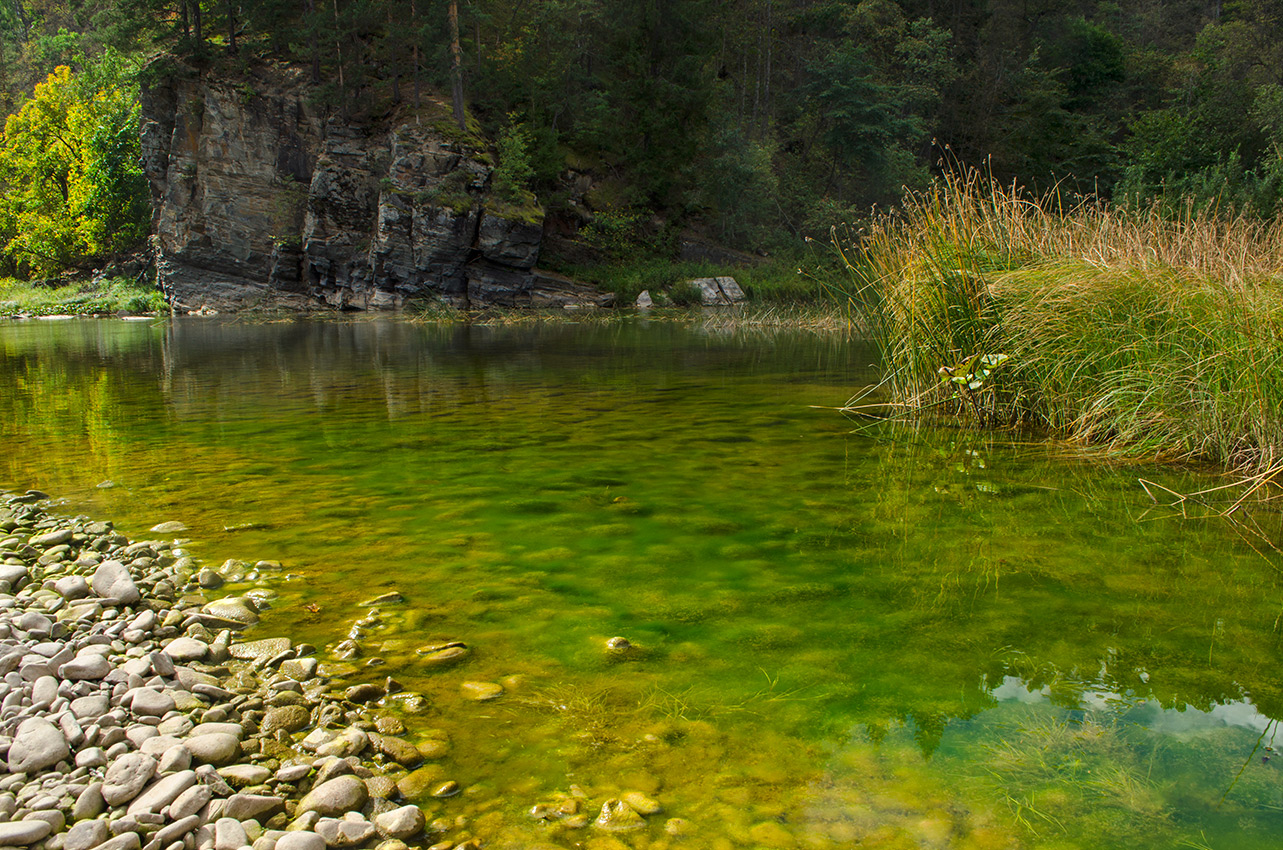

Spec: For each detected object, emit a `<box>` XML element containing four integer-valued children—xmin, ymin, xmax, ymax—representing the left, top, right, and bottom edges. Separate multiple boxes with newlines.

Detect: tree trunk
<box><xmin>8</xmin><ymin>0</ymin><xmax>29</xmax><ymax>40</ymax></box>
<box><xmin>226</xmin><ymin>0</ymin><xmax>237</xmax><ymax>54</ymax></box>
<box><xmin>410</xmin><ymin>0</ymin><xmax>420</xmax><ymax>108</ymax></box>
<box><xmin>193</xmin><ymin>0</ymin><xmax>203</xmax><ymax>50</ymax></box>
<box><xmin>304</xmin><ymin>0</ymin><xmax>320</xmax><ymax>82</ymax></box>
<box><xmin>332</xmin><ymin>0</ymin><xmax>346</xmax><ymax>112</ymax></box>
<box><xmin>179</xmin><ymin>0</ymin><xmax>190</xmax><ymax>41</ymax></box>
<box><xmin>449</xmin><ymin>0</ymin><xmax>466</xmax><ymax>132</ymax></box>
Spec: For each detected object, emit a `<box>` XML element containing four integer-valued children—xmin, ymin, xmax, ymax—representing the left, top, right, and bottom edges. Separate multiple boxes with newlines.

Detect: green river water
<box><xmin>3</xmin><ymin>316</ymin><xmax>1283</xmax><ymax>850</ymax></box>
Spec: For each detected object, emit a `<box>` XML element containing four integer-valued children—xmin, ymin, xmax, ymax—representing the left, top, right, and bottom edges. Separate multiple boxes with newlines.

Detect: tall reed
<box><xmin>833</xmin><ymin>172</ymin><xmax>1283</xmax><ymax>475</ymax></box>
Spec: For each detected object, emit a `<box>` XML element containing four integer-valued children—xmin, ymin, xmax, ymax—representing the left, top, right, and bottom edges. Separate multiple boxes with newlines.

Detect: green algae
<box><xmin>2</xmin><ymin>317</ymin><xmax>1283</xmax><ymax>848</ymax></box>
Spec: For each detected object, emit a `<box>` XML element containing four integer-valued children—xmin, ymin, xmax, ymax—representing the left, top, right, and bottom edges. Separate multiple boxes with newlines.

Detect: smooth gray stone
<box><xmin>213</xmin><ymin>819</ymin><xmax>247</xmax><ymax>850</ymax></box>
<box><xmin>149</xmin><ymin>522</ymin><xmax>187</xmax><ymax>534</ymax></box>
<box><xmin>274</xmin><ymin>764</ymin><xmax>311</xmax><ymax>783</ymax></box>
<box><xmin>102</xmin><ymin>753</ymin><xmax>157</xmax><ymax>806</ymax></box>
<box><xmin>156</xmin><ymin>716</ymin><xmax>194</xmax><ymax>737</ymax></box>
<box><xmin>166</xmin><ymin>784</ymin><xmax>211</xmax><ymax>820</ymax></box>
<box><xmin>314</xmin><ymin>818</ymin><xmax>375</xmax><ymax>848</ymax></box>
<box><xmin>94</xmin><ymin>834</ymin><xmax>141</xmax><ymax>850</ymax></box>
<box><xmin>0</xmin><ymin>565</ymin><xmax>27</xmax><ymax>588</ymax></box>
<box><xmin>228</xmin><ymin>638</ymin><xmax>290</xmax><ymax>661</ymax></box>
<box><xmin>125</xmin><ymin>726</ymin><xmax>159</xmax><ymax>749</ymax></box>
<box><xmin>218</xmin><ymin>765</ymin><xmax>271</xmax><ymax>787</ymax></box>
<box><xmin>70</xmin><ymin>695</ymin><xmax>110</xmax><ymax>721</ymax></box>
<box><xmin>272</xmin><ymin>834</ymin><xmax>325</xmax><ymax>850</ymax></box>
<box><xmin>30</xmin><ymin>529</ymin><xmax>72</xmax><ymax>547</ymax></box>
<box><xmin>15</xmin><ymin>612</ymin><xmax>52</xmax><ymax>637</ymax></box>
<box><xmin>188</xmin><ymin>722</ymin><xmax>243</xmax><ymax>740</ymax></box>
<box><xmin>74</xmin><ymin>747</ymin><xmax>107</xmax><ymax>769</ymax></box>
<box><xmin>221</xmin><ymin>794</ymin><xmax>285</xmax><ymax>821</ymax></box>
<box><xmin>190</xmin><ymin>683</ymin><xmax>233</xmax><ymax>701</ymax></box>
<box><xmin>159</xmin><ymin>638</ymin><xmax>206</xmax><ymax>663</ymax></box>
<box><xmin>373</xmin><ymin>806</ymin><xmax>424</xmax><ymax>840</ymax></box>
<box><xmin>30</xmin><ymin>676</ymin><xmax>58</xmax><ymax>710</ymax></box>
<box><xmin>7</xmin><ymin>717</ymin><xmax>68</xmax><ymax>773</ymax></box>
<box><xmin>153</xmin><ymin>815</ymin><xmax>201</xmax><ymax>847</ymax></box>
<box><xmin>157</xmin><ymin>744</ymin><xmax>191</xmax><ymax>774</ymax></box>
<box><xmin>61</xmin><ymin>655</ymin><xmax>112</xmax><ymax>681</ymax></box>
<box><xmin>196</xmin><ymin>569</ymin><xmax>223</xmax><ymax>590</ymax></box>
<box><xmin>296</xmin><ymin>776</ymin><xmax>369</xmax><ymax>817</ymax></box>
<box><xmin>139</xmin><ymin>736</ymin><xmax>183</xmax><ymax>757</ymax></box>
<box><xmin>53</xmin><ymin>576</ymin><xmax>90</xmax><ymax>601</ymax></box>
<box><xmin>72</xmin><ymin>782</ymin><xmax>105</xmax><ymax>821</ymax></box>
<box><xmin>184</xmin><ymin>733</ymin><xmax>239</xmax><ymax>766</ymax></box>
<box><xmin>63</xmin><ymin>819</ymin><xmax>110</xmax><ymax>850</ymax></box>
<box><xmin>126</xmin><ymin>770</ymin><xmax>196</xmax><ymax>816</ymax></box>
<box><xmin>278</xmin><ymin>658</ymin><xmax>317</xmax><ymax>681</ymax></box>
<box><xmin>130</xmin><ymin>688</ymin><xmax>175</xmax><ymax>717</ymax></box>
<box><xmin>147</xmin><ymin>652</ymin><xmax>174</xmax><ymax>678</ymax></box>
<box><xmin>199</xmin><ymin>598</ymin><xmax>258</xmax><ymax>627</ymax></box>
<box><xmin>23</xmin><ymin>811</ymin><xmax>63</xmax><ymax>833</ymax></box>
<box><xmin>0</xmin><ymin>819</ymin><xmax>52</xmax><ymax>846</ymax></box>
<box><xmin>91</xmin><ymin>562</ymin><xmax>140</xmax><ymax>606</ymax></box>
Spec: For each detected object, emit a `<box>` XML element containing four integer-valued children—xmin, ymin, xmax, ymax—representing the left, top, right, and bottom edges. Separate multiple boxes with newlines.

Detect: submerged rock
<box><xmin>416</xmin><ymin>642</ymin><xmax>469</xmax><ymax>668</ymax></box>
<box><xmin>460</xmin><ymin>681</ymin><xmax>504</xmax><ymax>701</ymax></box>
<box><xmin>593</xmin><ymin>799</ymin><xmax>647</xmax><ymax>832</ymax></box>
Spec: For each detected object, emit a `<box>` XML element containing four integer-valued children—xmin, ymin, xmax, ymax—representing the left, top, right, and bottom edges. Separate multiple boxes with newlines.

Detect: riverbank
<box><xmin>0</xmin><ymin>253</ymin><xmax>826</xmax><ymax>320</ymax></box>
<box><xmin>0</xmin><ymin>279</ymin><xmax>166</xmax><ymax>319</ymax></box>
<box><xmin>836</xmin><ymin>174</ymin><xmax>1283</xmax><ymax>477</ymax></box>
<box><xmin>0</xmin><ymin>490</ymin><xmax>673</xmax><ymax>850</ymax></box>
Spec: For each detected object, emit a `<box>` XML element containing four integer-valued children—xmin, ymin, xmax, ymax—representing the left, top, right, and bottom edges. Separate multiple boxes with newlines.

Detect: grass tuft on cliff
<box><xmin>0</xmin><ymin>277</ymin><xmax>166</xmax><ymax>317</ymax></box>
<box><xmin>833</xmin><ymin>172</ymin><xmax>1283</xmax><ymax>475</ymax></box>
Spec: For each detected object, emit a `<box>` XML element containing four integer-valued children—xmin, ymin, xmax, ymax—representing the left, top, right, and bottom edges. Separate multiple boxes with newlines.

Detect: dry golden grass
<box><xmin>832</xmin><ymin>172</ymin><xmax>1283</xmax><ymax>478</ymax></box>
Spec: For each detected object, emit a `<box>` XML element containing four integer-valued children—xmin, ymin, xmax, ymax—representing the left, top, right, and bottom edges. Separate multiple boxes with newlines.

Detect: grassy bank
<box><xmin>559</xmin><ymin>257</ymin><xmax>824</xmax><ymax>305</ymax></box>
<box><xmin>0</xmin><ymin>276</ymin><xmax>166</xmax><ymax>317</ymax></box>
<box><xmin>833</xmin><ymin>174</ymin><xmax>1283</xmax><ymax>476</ymax></box>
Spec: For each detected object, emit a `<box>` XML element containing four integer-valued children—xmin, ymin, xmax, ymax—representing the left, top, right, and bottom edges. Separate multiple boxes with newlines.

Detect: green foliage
<box><xmin>698</xmin><ymin>115</ymin><xmax>779</xmax><ymax>247</ymax></box>
<box><xmin>0</xmin><ymin>52</ymin><xmax>148</xmax><ymax>277</ymax></box>
<box><xmin>9</xmin><ymin>0</ymin><xmax>1283</xmax><ymax>272</ymax></box>
<box><xmin>0</xmin><ymin>276</ymin><xmax>164</xmax><ymax>316</ymax></box>
<box><xmin>493</xmin><ymin>114</ymin><xmax>535</xmax><ymax>204</ymax></box>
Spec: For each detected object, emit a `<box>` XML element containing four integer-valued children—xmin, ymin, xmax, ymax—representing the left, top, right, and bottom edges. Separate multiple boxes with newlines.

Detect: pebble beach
<box><xmin>0</xmin><ymin>489</ymin><xmax>674</xmax><ymax>850</ymax></box>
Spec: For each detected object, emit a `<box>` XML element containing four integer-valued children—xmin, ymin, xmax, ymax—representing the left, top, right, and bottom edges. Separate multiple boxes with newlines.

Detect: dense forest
<box><xmin>2</xmin><ymin>0</ymin><xmax>1283</xmax><ymax>274</ymax></box>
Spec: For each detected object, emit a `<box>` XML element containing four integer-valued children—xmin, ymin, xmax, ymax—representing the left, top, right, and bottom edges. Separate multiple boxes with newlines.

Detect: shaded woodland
<box><xmin>3</xmin><ymin>0</ymin><xmax>1283</xmax><ymax>257</ymax></box>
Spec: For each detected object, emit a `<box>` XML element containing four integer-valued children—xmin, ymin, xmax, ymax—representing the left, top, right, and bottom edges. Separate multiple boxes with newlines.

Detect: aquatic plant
<box><xmin>832</xmin><ymin>172</ymin><xmax>1283</xmax><ymax>478</ymax></box>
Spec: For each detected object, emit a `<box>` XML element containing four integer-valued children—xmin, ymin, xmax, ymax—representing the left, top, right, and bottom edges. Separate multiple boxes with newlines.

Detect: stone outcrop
<box><xmin>140</xmin><ymin>61</ymin><xmax>609</xmax><ymax>312</ymax></box>
<box><xmin>687</xmin><ymin>276</ymin><xmax>747</xmax><ymax>305</ymax></box>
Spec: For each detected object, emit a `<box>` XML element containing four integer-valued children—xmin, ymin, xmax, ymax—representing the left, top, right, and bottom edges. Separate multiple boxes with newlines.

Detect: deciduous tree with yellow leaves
<box><xmin>0</xmin><ymin>51</ymin><xmax>148</xmax><ymax>278</ymax></box>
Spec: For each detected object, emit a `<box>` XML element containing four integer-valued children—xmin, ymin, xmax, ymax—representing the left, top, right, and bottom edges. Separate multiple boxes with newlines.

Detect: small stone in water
<box><xmin>345</xmin><ymin>683</ymin><xmax>385</xmax><ymax>704</ymax></box>
<box><xmin>621</xmin><ymin>791</ymin><xmax>662</xmax><ymax>815</ymax></box>
<box><xmin>593</xmin><ymin>799</ymin><xmax>646</xmax><ymax>832</ymax></box>
<box><xmin>150</xmin><ymin>521</ymin><xmax>187</xmax><ymax>534</ymax></box>
<box><xmin>416</xmin><ymin>643</ymin><xmax>469</xmax><ymax>668</ymax></box>
<box><xmin>459</xmin><ymin>681</ymin><xmax>503</xmax><ymax>701</ymax></box>
<box><xmin>358</xmin><ymin>592</ymin><xmax>404</xmax><ymax>606</ymax></box>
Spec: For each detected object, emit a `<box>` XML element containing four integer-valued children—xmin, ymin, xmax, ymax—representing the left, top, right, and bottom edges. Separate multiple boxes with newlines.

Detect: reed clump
<box><xmin>834</xmin><ymin>172</ymin><xmax>1283</xmax><ymax>475</ymax></box>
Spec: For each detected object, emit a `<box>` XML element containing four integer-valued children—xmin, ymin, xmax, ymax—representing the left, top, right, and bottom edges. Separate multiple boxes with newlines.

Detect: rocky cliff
<box><xmin>139</xmin><ymin>62</ymin><xmax>611</xmax><ymax>312</ymax></box>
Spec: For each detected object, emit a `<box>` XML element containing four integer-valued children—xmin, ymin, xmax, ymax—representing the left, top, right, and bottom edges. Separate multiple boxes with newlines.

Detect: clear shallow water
<box><xmin>3</xmin><ymin>316</ymin><xmax>1283</xmax><ymax>849</ymax></box>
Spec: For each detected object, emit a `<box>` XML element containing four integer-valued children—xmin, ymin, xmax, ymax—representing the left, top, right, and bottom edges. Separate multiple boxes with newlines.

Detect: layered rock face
<box><xmin>140</xmin><ymin>63</ymin><xmax>608</xmax><ymax>312</ymax></box>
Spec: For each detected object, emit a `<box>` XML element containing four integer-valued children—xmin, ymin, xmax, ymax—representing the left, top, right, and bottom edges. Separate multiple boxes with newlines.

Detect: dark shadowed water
<box><xmin>3</xmin><ymin>316</ymin><xmax>1283</xmax><ymax>849</ymax></box>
